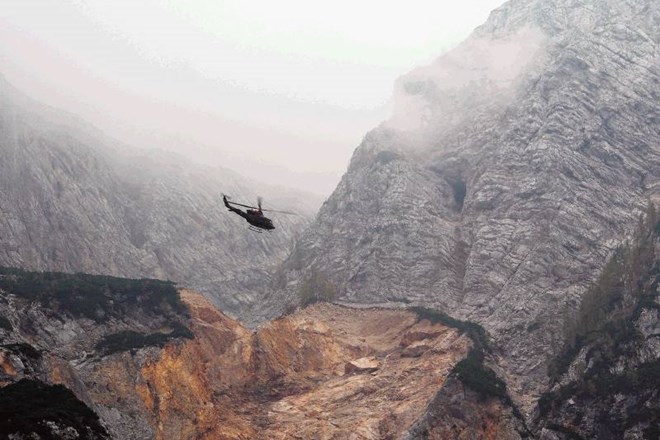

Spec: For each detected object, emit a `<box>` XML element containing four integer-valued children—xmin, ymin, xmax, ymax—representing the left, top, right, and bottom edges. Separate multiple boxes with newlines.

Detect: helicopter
<box><xmin>223</xmin><ymin>195</ymin><xmax>296</xmax><ymax>232</ymax></box>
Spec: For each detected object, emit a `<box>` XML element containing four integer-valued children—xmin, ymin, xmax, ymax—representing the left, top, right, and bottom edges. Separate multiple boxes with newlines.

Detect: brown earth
<box><xmin>0</xmin><ymin>289</ymin><xmax>521</xmax><ymax>439</ymax></box>
<box><xmin>138</xmin><ymin>290</ymin><xmax>473</xmax><ymax>439</ymax></box>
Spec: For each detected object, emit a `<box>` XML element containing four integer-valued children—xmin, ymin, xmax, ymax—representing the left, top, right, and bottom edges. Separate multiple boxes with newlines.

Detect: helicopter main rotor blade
<box><xmin>227</xmin><ymin>200</ymin><xmax>259</xmax><ymax>210</ymax></box>
<box><xmin>260</xmin><ymin>208</ymin><xmax>299</xmax><ymax>215</ymax></box>
<box><xmin>224</xmin><ymin>195</ymin><xmax>298</xmax><ymax>215</ymax></box>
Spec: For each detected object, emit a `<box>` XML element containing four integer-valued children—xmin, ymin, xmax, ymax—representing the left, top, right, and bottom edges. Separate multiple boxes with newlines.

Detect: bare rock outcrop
<box><xmin>0</xmin><ymin>75</ymin><xmax>320</xmax><ymax>317</ymax></box>
<box><xmin>344</xmin><ymin>356</ymin><xmax>380</xmax><ymax>374</ymax></box>
<box><xmin>260</xmin><ymin>0</ymin><xmax>660</xmax><ymax>410</ymax></box>
<box><xmin>1</xmin><ymin>270</ymin><xmax>524</xmax><ymax>439</ymax></box>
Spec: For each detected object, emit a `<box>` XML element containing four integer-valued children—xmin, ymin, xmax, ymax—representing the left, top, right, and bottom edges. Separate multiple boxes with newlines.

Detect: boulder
<box><xmin>344</xmin><ymin>356</ymin><xmax>380</xmax><ymax>374</ymax></box>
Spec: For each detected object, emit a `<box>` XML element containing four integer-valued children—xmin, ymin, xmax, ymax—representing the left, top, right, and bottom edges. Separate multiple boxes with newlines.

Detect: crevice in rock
<box><xmin>450</xmin><ymin>179</ymin><xmax>467</xmax><ymax>211</ymax></box>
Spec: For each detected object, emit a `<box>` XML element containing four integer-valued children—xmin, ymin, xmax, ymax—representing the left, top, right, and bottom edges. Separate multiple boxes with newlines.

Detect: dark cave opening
<box><xmin>450</xmin><ymin>179</ymin><xmax>467</xmax><ymax>211</ymax></box>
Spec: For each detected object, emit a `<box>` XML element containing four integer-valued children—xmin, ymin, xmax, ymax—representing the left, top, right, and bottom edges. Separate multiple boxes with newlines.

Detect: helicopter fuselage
<box><xmin>245</xmin><ymin>211</ymin><xmax>275</xmax><ymax>230</ymax></box>
<box><xmin>223</xmin><ymin>195</ymin><xmax>278</xmax><ymax>231</ymax></box>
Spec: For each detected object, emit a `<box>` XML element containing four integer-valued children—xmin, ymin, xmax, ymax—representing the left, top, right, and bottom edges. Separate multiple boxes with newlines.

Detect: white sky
<box><xmin>1</xmin><ymin>0</ymin><xmax>505</xmax><ymax>195</ymax></box>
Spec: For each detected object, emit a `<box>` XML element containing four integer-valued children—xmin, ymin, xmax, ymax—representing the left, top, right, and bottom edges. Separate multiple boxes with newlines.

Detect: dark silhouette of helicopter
<box><xmin>223</xmin><ymin>195</ymin><xmax>296</xmax><ymax>232</ymax></box>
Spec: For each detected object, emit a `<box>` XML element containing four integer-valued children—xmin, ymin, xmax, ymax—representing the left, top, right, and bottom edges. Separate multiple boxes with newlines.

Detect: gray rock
<box><xmin>0</xmin><ymin>76</ymin><xmax>320</xmax><ymax>317</ymax></box>
<box><xmin>256</xmin><ymin>0</ymin><xmax>660</xmax><ymax>412</ymax></box>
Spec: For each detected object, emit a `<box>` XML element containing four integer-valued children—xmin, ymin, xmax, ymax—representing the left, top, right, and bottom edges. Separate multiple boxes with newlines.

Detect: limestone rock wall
<box><xmin>0</xmin><ymin>76</ymin><xmax>319</xmax><ymax>316</ymax></box>
<box><xmin>261</xmin><ymin>0</ymin><xmax>660</xmax><ymax>407</ymax></box>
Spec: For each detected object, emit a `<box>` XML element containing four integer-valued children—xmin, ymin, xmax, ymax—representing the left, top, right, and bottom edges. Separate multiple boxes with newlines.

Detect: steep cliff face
<box><xmin>0</xmin><ymin>269</ymin><xmax>194</xmax><ymax>439</ymax></box>
<box><xmin>0</xmin><ymin>268</ymin><xmax>525</xmax><ymax>439</ymax></box>
<box><xmin>0</xmin><ymin>77</ymin><xmax>319</xmax><ymax>316</ymax></box>
<box><xmin>406</xmin><ymin>376</ymin><xmax>525</xmax><ymax>440</ymax></box>
<box><xmin>533</xmin><ymin>212</ymin><xmax>660</xmax><ymax>439</ymax></box>
<box><xmin>263</xmin><ymin>0</ymin><xmax>660</xmax><ymax>405</ymax></box>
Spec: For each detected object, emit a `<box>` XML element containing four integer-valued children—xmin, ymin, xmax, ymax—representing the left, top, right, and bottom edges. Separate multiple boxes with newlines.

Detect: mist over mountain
<box><xmin>258</xmin><ymin>0</ymin><xmax>660</xmax><ymax>408</ymax></box>
<box><xmin>0</xmin><ymin>74</ymin><xmax>320</xmax><ymax>316</ymax></box>
<box><xmin>1</xmin><ymin>0</ymin><xmax>660</xmax><ymax>438</ymax></box>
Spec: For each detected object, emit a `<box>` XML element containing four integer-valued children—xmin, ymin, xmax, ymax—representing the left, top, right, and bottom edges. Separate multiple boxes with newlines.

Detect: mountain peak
<box><xmin>476</xmin><ymin>0</ymin><xmax>660</xmax><ymax>37</ymax></box>
<box><xmin>260</xmin><ymin>0</ymin><xmax>660</xmax><ymax>411</ymax></box>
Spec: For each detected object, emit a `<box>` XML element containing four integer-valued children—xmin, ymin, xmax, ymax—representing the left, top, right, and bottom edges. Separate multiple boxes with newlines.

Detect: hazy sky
<box><xmin>1</xmin><ymin>0</ymin><xmax>505</xmax><ymax>194</ymax></box>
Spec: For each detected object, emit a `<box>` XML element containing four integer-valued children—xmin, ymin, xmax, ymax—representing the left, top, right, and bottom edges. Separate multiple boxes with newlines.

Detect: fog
<box><xmin>387</xmin><ymin>26</ymin><xmax>548</xmax><ymax>133</ymax></box>
<box><xmin>1</xmin><ymin>0</ymin><xmax>505</xmax><ymax>195</ymax></box>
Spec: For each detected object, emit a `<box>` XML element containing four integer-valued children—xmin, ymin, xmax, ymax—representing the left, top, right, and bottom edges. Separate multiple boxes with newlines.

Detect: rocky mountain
<box><xmin>261</xmin><ymin>0</ymin><xmax>660</xmax><ymax>410</ymax></box>
<box><xmin>0</xmin><ymin>75</ymin><xmax>320</xmax><ymax>316</ymax></box>
<box><xmin>534</xmin><ymin>207</ymin><xmax>659</xmax><ymax>439</ymax></box>
<box><xmin>3</xmin><ymin>0</ymin><xmax>660</xmax><ymax>437</ymax></box>
<box><xmin>0</xmin><ymin>267</ymin><xmax>527</xmax><ymax>439</ymax></box>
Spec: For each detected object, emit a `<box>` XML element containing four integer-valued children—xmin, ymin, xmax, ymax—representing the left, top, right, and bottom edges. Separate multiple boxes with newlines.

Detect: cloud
<box><xmin>386</xmin><ymin>26</ymin><xmax>547</xmax><ymax>132</ymax></box>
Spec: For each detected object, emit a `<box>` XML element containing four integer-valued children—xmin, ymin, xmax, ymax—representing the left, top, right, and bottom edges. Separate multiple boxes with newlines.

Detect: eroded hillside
<box><xmin>0</xmin><ymin>270</ymin><xmax>525</xmax><ymax>439</ymax></box>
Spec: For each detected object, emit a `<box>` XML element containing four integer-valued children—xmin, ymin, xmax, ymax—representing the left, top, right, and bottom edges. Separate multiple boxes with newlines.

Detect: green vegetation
<box><xmin>1</xmin><ymin>343</ymin><xmax>41</xmax><ymax>360</ymax></box>
<box><xmin>409</xmin><ymin>306</ymin><xmax>489</xmax><ymax>352</ymax></box>
<box><xmin>545</xmin><ymin>423</ymin><xmax>587</xmax><ymax>440</ymax></box>
<box><xmin>0</xmin><ymin>379</ymin><xmax>109</xmax><ymax>439</ymax></box>
<box><xmin>297</xmin><ymin>270</ymin><xmax>338</xmax><ymax>307</ymax></box>
<box><xmin>281</xmin><ymin>302</ymin><xmax>299</xmax><ymax>316</ymax></box>
<box><xmin>452</xmin><ymin>348</ymin><xmax>508</xmax><ymax>400</ymax></box>
<box><xmin>644</xmin><ymin>422</ymin><xmax>660</xmax><ymax>440</ymax></box>
<box><xmin>0</xmin><ymin>267</ymin><xmax>186</xmax><ymax>322</ymax></box>
<box><xmin>96</xmin><ymin>323</ymin><xmax>194</xmax><ymax>355</ymax></box>
<box><xmin>539</xmin><ymin>204</ymin><xmax>660</xmax><ymax>437</ymax></box>
<box><xmin>0</xmin><ymin>315</ymin><xmax>12</xmax><ymax>331</ymax></box>
<box><xmin>410</xmin><ymin>307</ymin><xmax>509</xmax><ymax>400</ymax></box>
<box><xmin>412</xmin><ymin>306</ymin><xmax>532</xmax><ymax>432</ymax></box>
<box><xmin>539</xmin><ymin>358</ymin><xmax>660</xmax><ymax>424</ymax></box>
<box><xmin>548</xmin><ymin>203</ymin><xmax>659</xmax><ymax>381</ymax></box>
